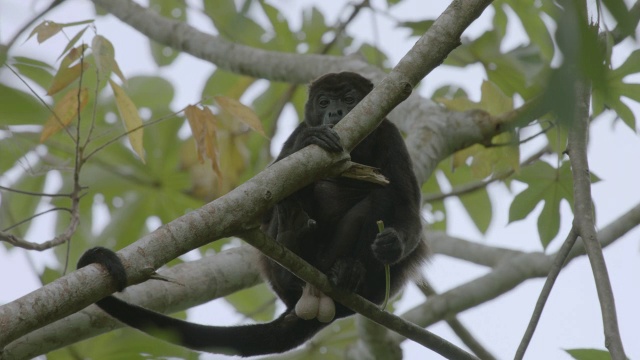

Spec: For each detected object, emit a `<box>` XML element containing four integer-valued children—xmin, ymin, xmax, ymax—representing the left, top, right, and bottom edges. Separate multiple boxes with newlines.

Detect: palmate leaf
<box><xmin>260</xmin><ymin>1</ymin><xmax>298</xmax><ymax>52</ymax></box>
<box><xmin>509</xmin><ymin>161</ymin><xmax>600</xmax><ymax>248</ymax></box>
<box><xmin>593</xmin><ymin>49</ymin><xmax>640</xmax><ymax>131</ymax></box>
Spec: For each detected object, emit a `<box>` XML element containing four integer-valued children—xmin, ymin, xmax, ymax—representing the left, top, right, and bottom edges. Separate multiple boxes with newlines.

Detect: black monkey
<box><xmin>77</xmin><ymin>72</ymin><xmax>427</xmax><ymax>357</ymax></box>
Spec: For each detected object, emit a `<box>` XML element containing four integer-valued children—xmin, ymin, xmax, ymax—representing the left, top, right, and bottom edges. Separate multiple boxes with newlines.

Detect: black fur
<box><xmin>77</xmin><ymin>72</ymin><xmax>427</xmax><ymax>356</ymax></box>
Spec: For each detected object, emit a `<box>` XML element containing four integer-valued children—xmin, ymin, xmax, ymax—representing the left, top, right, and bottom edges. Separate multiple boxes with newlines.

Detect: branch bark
<box><xmin>0</xmin><ymin>0</ymin><xmax>496</xmax><ymax>354</ymax></box>
<box><xmin>565</xmin><ymin>79</ymin><xmax>626</xmax><ymax>358</ymax></box>
<box><xmin>4</xmin><ymin>200</ymin><xmax>639</xmax><ymax>357</ymax></box>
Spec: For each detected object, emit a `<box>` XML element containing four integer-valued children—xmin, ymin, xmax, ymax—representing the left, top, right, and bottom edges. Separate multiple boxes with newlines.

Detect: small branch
<box><xmin>3</xmin><ymin>0</ymin><xmax>64</xmax><ymax>50</ymax></box>
<box><xmin>423</xmin><ymin>145</ymin><xmax>550</xmax><ymax>203</ymax></box>
<box><xmin>514</xmin><ymin>227</ymin><xmax>579</xmax><ymax>360</ymax></box>
<box><xmin>4</xmin><ymin>202</ymin><xmax>640</xmax><ymax>357</ymax></box>
<box><xmin>0</xmin><ymin>185</ymin><xmax>72</xmax><ymax>198</ymax></box>
<box><xmin>566</xmin><ymin>76</ymin><xmax>626</xmax><ymax>357</ymax></box>
<box><xmin>4</xmin><ymin>65</ymin><xmax>76</xmax><ymax>142</ymax></box>
<box><xmin>239</xmin><ymin>228</ymin><xmax>478</xmax><ymax>360</ymax></box>
<box><xmin>490</xmin><ymin>96</ymin><xmax>547</xmax><ymax>130</ymax></box>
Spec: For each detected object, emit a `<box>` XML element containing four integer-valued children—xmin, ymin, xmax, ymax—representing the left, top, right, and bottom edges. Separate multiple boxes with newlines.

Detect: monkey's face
<box><xmin>304</xmin><ymin>72</ymin><xmax>374</xmax><ymax>127</ymax></box>
<box><xmin>316</xmin><ymin>90</ymin><xmax>359</xmax><ymax>126</ymax></box>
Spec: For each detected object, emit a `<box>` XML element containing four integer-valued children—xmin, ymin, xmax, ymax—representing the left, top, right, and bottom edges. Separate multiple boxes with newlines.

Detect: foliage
<box><xmin>1</xmin><ymin>0</ymin><xmax>639</xmax><ymax>358</ymax></box>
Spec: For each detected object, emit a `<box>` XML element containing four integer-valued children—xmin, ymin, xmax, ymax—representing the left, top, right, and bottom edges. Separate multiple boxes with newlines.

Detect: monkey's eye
<box><xmin>318</xmin><ymin>98</ymin><xmax>330</xmax><ymax>108</ymax></box>
<box><xmin>343</xmin><ymin>96</ymin><xmax>355</xmax><ymax>104</ymax></box>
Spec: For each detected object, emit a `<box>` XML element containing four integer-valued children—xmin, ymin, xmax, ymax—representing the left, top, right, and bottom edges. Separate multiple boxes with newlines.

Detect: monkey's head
<box><xmin>305</xmin><ymin>72</ymin><xmax>374</xmax><ymax>127</ymax></box>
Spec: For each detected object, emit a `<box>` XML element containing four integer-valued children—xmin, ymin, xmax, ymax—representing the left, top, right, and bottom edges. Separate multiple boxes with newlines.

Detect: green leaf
<box><xmin>592</xmin><ymin>49</ymin><xmax>640</xmax><ymax>131</ymax></box>
<box><xmin>225</xmin><ymin>283</ymin><xmax>276</xmax><ymax>321</ymax></box>
<box><xmin>57</xmin><ymin>25</ymin><xmax>90</xmax><ymax>61</ymax></box>
<box><xmin>445</xmin><ymin>31</ymin><xmax>547</xmax><ymax>98</ymax></box>
<box><xmin>421</xmin><ymin>170</ymin><xmax>447</xmax><ymax>231</ymax></box>
<box><xmin>301</xmin><ymin>7</ymin><xmax>328</xmax><ymax>51</ymax></box>
<box><xmin>449</xmin><ymin>166</ymin><xmax>493</xmax><ymax>234</ymax></box>
<box><xmin>507</xmin><ymin>2</ymin><xmax>555</xmax><ymax>61</ymax></box>
<box><xmin>357</xmin><ymin>43</ymin><xmax>390</xmax><ymax>69</ymax></box>
<box><xmin>49</xmin><ymin>328</ymin><xmax>199</xmax><ymax>360</ymax></box>
<box><xmin>149</xmin><ymin>0</ymin><xmax>185</xmax><ymax>66</ymax></box>
<box><xmin>259</xmin><ymin>1</ymin><xmax>297</xmax><ymax>52</ymax></box>
<box><xmin>201</xmin><ymin>69</ymin><xmax>255</xmax><ymax>101</ymax></box>
<box><xmin>397</xmin><ymin>20</ymin><xmax>435</xmax><ymax>37</ymax></box>
<box><xmin>204</xmin><ymin>0</ymin><xmax>266</xmax><ymax>47</ymax></box>
<box><xmin>601</xmin><ymin>0</ymin><xmax>636</xmax><ymax>39</ymax></box>
<box><xmin>41</xmin><ymin>267</ymin><xmax>61</xmax><ymax>285</ymax></box>
<box><xmin>0</xmin><ymin>84</ymin><xmax>48</xmax><ymax>125</ymax></box>
<box><xmin>565</xmin><ymin>348</ymin><xmax>612</xmax><ymax>360</ymax></box>
<box><xmin>0</xmin><ymin>169</ymin><xmax>47</xmax><ymax>237</ymax></box>
<box><xmin>509</xmin><ymin>161</ymin><xmax>586</xmax><ymax>248</ymax></box>
<box><xmin>609</xmin><ymin>49</ymin><xmax>640</xmax><ymax>81</ymax></box>
<box><xmin>492</xmin><ymin>3</ymin><xmax>507</xmax><ymax>39</ymax></box>
<box><xmin>12</xmin><ymin>56</ymin><xmax>54</xmax><ymax>89</ymax></box>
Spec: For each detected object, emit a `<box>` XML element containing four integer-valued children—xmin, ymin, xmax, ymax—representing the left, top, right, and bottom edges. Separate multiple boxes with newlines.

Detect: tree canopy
<box><xmin>1</xmin><ymin>0</ymin><xmax>639</xmax><ymax>359</ymax></box>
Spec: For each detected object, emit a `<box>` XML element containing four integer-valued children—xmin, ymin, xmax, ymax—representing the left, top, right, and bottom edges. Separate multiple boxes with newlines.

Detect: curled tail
<box><xmin>78</xmin><ymin>247</ymin><xmax>328</xmax><ymax>356</ymax></box>
<box><xmin>95</xmin><ymin>296</ymin><xmax>328</xmax><ymax>356</ymax></box>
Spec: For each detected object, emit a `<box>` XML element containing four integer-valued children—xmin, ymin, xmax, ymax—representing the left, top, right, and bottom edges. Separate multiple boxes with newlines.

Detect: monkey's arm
<box><xmin>369</xmin><ymin>121</ymin><xmax>423</xmax><ymax>265</ymax></box>
<box><xmin>275</xmin><ymin>123</ymin><xmax>342</xmax><ymax>161</ymax></box>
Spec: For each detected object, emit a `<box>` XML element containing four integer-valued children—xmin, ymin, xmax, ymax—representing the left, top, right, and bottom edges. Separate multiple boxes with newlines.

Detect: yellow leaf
<box><xmin>436</xmin><ymin>97</ymin><xmax>478</xmax><ymax>112</ymax></box>
<box><xmin>214</xmin><ymin>96</ymin><xmax>266</xmax><ymax>137</ymax></box>
<box><xmin>47</xmin><ymin>62</ymin><xmax>90</xmax><ymax>96</ymax></box>
<box><xmin>40</xmin><ymin>88</ymin><xmax>88</xmax><ymax>142</ymax></box>
<box><xmin>28</xmin><ymin>21</ymin><xmax>63</xmax><ymax>44</ymax></box>
<box><xmin>480</xmin><ymin>81</ymin><xmax>512</xmax><ymax>114</ymax></box>
<box><xmin>109</xmin><ymin>80</ymin><xmax>145</xmax><ymax>162</ymax></box>
<box><xmin>185</xmin><ymin>105</ymin><xmax>222</xmax><ymax>181</ymax></box>
<box><xmin>48</xmin><ymin>45</ymin><xmax>90</xmax><ymax>95</ymax></box>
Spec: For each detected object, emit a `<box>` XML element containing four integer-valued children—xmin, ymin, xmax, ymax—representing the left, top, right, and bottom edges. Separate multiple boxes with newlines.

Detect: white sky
<box><xmin>1</xmin><ymin>1</ymin><xmax>639</xmax><ymax>359</ymax></box>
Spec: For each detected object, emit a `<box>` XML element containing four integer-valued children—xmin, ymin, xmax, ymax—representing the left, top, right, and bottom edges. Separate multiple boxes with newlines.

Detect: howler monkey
<box><xmin>77</xmin><ymin>72</ymin><xmax>427</xmax><ymax>357</ymax></box>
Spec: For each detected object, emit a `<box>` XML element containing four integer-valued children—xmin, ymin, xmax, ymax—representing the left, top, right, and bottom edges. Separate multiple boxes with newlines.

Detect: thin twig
<box><xmin>565</xmin><ymin>31</ymin><xmax>626</xmax><ymax>358</ymax></box>
<box><xmin>4</xmin><ymin>65</ymin><xmax>76</xmax><ymax>142</ymax></box>
<box><xmin>3</xmin><ymin>0</ymin><xmax>64</xmax><ymax>50</ymax></box>
<box><xmin>240</xmin><ymin>228</ymin><xmax>479</xmax><ymax>360</ymax></box>
<box><xmin>2</xmin><ymin>207</ymin><xmax>72</xmax><ymax>232</ymax></box>
<box><xmin>514</xmin><ymin>227</ymin><xmax>579</xmax><ymax>359</ymax></box>
<box><xmin>423</xmin><ymin>145</ymin><xmax>550</xmax><ymax>203</ymax></box>
<box><xmin>0</xmin><ymin>185</ymin><xmax>72</xmax><ymax>198</ymax></box>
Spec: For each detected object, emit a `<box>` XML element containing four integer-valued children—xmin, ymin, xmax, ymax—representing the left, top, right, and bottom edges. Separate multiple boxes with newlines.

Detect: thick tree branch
<box><xmin>4</xmin><ymin>201</ymin><xmax>639</xmax><ymax>358</ymax></box>
<box><xmin>0</xmin><ymin>0</ymin><xmax>495</xmax><ymax>351</ymax></box>
<box><xmin>1</xmin><ymin>247</ymin><xmax>261</xmax><ymax>360</ymax></box>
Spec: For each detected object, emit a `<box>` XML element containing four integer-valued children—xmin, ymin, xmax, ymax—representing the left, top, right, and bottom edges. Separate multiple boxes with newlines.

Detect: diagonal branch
<box><xmin>565</xmin><ymin>78</ymin><xmax>626</xmax><ymax>358</ymax></box>
<box><xmin>4</xmin><ymin>201</ymin><xmax>639</xmax><ymax>358</ymax></box>
<box><xmin>0</xmin><ymin>0</ymin><xmax>495</xmax><ymax>350</ymax></box>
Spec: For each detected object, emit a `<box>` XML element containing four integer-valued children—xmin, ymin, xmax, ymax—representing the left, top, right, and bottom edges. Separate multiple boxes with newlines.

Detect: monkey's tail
<box><xmin>95</xmin><ymin>296</ymin><xmax>329</xmax><ymax>357</ymax></box>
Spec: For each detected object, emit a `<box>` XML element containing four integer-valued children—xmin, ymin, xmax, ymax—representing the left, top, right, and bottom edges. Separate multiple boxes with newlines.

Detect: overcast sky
<box><xmin>1</xmin><ymin>1</ymin><xmax>639</xmax><ymax>359</ymax></box>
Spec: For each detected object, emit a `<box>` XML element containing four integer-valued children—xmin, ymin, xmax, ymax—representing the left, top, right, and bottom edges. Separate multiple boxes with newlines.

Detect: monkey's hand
<box><xmin>77</xmin><ymin>247</ymin><xmax>128</xmax><ymax>292</ymax></box>
<box><xmin>296</xmin><ymin>125</ymin><xmax>343</xmax><ymax>153</ymax></box>
<box><xmin>372</xmin><ymin>228</ymin><xmax>405</xmax><ymax>265</ymax></box>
